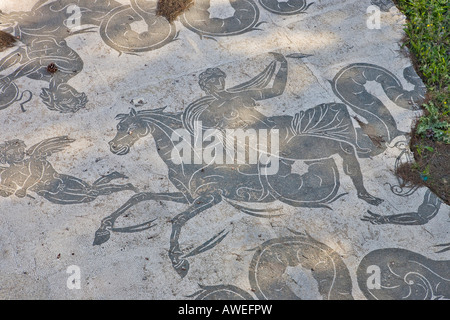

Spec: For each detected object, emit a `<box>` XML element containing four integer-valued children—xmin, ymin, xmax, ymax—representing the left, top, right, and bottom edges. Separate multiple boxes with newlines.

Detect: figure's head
<box><xmin>0</xmin><ymin>139</ymin><xmax>26</xmax><ymax>164</ymax></box>
<box><xmin>198</xmin><ymin>68</ymin><xmax>226</xmax><ymax>94</ymax></box>
<box><xmin>40</xmin><ymin>83</ymin><xmax>88</xmax><ymax>113</ymax></box>
<box><xmin>109</xmin><ymin>108</ymin><xmax>150</xmax><ymax>155</ymax></box>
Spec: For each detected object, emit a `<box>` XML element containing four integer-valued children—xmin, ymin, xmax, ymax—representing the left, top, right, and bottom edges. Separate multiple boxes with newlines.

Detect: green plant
<box><xmin>416</xmin><ymin>102</ymin><xmax>450</xmax><ymax>143</ymax></box>
<box><xmin>415</xmin><ymin>143</ymin><xmax>435</xmax><ymax>158</ymax></box>
<box><xmin>420</xmin><ymin>164</ymin><xmax>430</xmax><ymax>181</ymax></box>
<box><xmin>394</xmin><ymin>0</ymin><xmax>449</xmax><ymax>144</ymax></box>
<box><xmin>392</xmin><ymin>0</ymin><xmax>450</xmax><ymax>203</ymax></box>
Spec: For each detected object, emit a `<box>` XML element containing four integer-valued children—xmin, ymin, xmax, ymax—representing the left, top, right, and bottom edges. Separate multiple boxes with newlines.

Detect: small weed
<box><xmin>393</xmin><ymin>0</ymin><xmax>449</xmax><ymax>203</ymax></box>
<box><xmin>0</xmin><ymin>30</ymin><xmax>17</xmax><ymax>52</ymax></box>
<box><xmin>156</xmin><ymin>0</ymin><xmax>194</xmax><ymax>22</ymax></box>
<box><xmin>420</xmin><ymin>164</ymin><xmax>430</xmax><ymax>181</ymax></box>
<box><xmin>416</xmin><ymin>102</ymin><xmax>449</xmax><ymax>143</ymax></box>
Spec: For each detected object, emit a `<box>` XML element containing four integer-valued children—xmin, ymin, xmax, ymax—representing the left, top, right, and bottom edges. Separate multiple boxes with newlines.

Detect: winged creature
<box><xmin>0</xmin><ymin>136</ymin><xmax>137</xmax><ymax>204</ymax></box>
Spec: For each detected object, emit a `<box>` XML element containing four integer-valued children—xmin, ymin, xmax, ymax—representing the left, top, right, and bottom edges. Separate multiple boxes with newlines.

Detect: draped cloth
<box><xmin>182</xmin><ymin>61</ymin><xmax>278</xmax><ymax>134</ymax></box>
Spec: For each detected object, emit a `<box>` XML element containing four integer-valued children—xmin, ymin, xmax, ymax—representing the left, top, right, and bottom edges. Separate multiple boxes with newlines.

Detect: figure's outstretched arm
<box><xmin>247</xmin><ymin>53</ymin><xmax>288</xmax><ymax>101</ymax></box>
<box><xmin>362</xmin><ymin>210</ymin><xmax>433</xmax><ymax>225</ymax></box>
<box><xmin>1</xmin><ymin>56</ymin><xmax>44</xmax><ymax>84</ymax></box>
<box><xmin>361</xmin><ymin>190</ymin><xmax>441</xmax><ymax>225</ymax></box>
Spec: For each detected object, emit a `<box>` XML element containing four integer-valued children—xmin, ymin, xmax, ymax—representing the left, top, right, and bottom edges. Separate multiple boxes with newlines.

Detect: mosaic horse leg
<box><xmin>93</xmin><ymin>191</ymin><xmax>189</xmax><ymax>245</ymax></box>
<box><xmin>168</xmin><ymin>191</ymin><xmax>224</xmax><ymax>278</ymax></box>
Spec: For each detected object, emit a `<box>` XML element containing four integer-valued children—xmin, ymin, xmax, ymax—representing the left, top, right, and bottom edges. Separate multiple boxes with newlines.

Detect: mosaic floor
<box><xmin>0</xmin><ymin>0</ymin><xmax>448</xmax><ymax>299</ymax></box>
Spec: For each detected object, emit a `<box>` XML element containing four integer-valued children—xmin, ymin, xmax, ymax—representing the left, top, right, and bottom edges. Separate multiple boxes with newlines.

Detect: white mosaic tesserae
<box><xmin>0</xmin><ymin>0</ymin><xmax>448</xmax><ymax>300</ymax></box>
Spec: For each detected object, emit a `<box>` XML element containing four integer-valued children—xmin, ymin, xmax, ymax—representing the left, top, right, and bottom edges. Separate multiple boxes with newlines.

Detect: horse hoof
<box><xmin>369</xmin><ymin>197</ymin><xmax>384</xmax><ymax>206</ymax></box>
<box><xmin>173</xmin><ymin>259</ymin><xmax>190</xmax><ymax>278</ymax></box>
<box><xmin>93</xmin><ymin>229</ymin><xmax>111</xmax><ymax>246</ymax></box>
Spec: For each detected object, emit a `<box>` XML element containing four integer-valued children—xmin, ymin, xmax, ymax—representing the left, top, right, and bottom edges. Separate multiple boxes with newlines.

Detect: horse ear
<box><xmin>130</xmin><ymin>108</ymin><xmax>137</xmax><ymax>116</ymax></box>
<box><xmin>115</xmin><ymin>113</ymin><xmax>127</xmax><ymax>120</ymax></box>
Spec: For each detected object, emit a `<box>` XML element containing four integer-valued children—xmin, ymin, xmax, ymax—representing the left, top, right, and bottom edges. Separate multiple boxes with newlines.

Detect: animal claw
<box><xmin>361</xmin><ymin>210</ymin><xmax>388</xmax><ymax>225</ymax></box>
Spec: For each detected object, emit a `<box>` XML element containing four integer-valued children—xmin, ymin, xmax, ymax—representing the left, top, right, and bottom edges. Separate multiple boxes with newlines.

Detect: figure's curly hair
<box><xmin>198</xmin><ymin>68</ymin><xmax>226</xmax><ymax>91</ymax></box>
<box><xmin>0</xmin><ymin>139</ymin><xmax>26</xmax><ymax>164</ymax></box>
<box><xmin>40</xmin><ymin>84</ymin><xmax>88</xmax><ymax>113</ymax></box>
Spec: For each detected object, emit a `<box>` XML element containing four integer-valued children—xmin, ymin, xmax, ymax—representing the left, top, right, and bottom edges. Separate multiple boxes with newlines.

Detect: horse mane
<box><xmin>137</xmin><ymin>107</ymin><xmax>182</xmax><ymax>124</ymax></box>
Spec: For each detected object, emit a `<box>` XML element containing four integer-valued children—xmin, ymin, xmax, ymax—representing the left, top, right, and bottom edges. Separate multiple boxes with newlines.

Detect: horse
<box><xmin>94</xmin><ymin>103</ymin><xmax>386</xmax><ymax>277</ymax></box>
<box><xmin>93</xmin><ymin>60</ymin><xmax>427</xmax><ymax>277</ymax></box>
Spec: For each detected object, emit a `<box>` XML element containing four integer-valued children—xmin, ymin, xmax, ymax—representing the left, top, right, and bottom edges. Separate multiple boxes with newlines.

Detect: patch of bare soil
<box><xmin>0</xmin><ymin>30</ymin><xmax>17</xmax><ymax>52</ymax></box>
<box><xmin>157</xmin><ymin>0</ymin><xmax>194</xmax><ymax>23</ymax></box>
<box><xmin>396</xmin><ymin>131</ymin><xmax>450</xmax><ymax>205</ymax></box>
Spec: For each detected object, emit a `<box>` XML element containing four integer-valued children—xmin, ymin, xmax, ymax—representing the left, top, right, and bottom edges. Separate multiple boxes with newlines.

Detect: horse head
<box><xmin>109</xmin><ymin>108</ymin><xmax>151</xmax><ymax>155</ymax></box>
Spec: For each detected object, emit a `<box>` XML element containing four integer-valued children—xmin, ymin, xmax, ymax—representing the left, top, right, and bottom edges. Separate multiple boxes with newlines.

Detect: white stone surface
<box><xmin>0</xmin><ymin>0</ymin><xmax>448</xmax><ymax>300</ymax></box>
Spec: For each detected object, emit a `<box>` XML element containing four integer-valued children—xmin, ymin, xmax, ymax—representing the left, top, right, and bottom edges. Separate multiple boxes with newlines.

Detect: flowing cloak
<box><xmin>182</xmin><ymin>60</ymin><xmax>278</xmax><ymax>134</ymax></box>
<box><xmin>289</xmin><ymin>103</ymin><xmax>370</xmax><ymax>154</ymax></box>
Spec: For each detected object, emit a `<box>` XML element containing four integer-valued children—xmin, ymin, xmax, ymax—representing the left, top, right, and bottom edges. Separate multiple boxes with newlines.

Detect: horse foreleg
<box><xmin>92</xmin><ymin>171</ymin><xmax>139</xmax><ymax>194</ymax></box>
<box><xmin>92</xmin><ymin>171</ymin><xmax>129</xmax><ymax>185</ymax></box>
<box><xmin>93</xmin><ymin>192</ymin><xmax>188</xmax><ymax>245</ymax></box>
<box><xmin>169</xmin><ymin>192</ymin><xmax>223</xmax><ymax>278</ymax></box>
<box><xmin>94</xmin><ymin>183</ymin><xmax>139</xmax><ymax>195</ymax></box>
